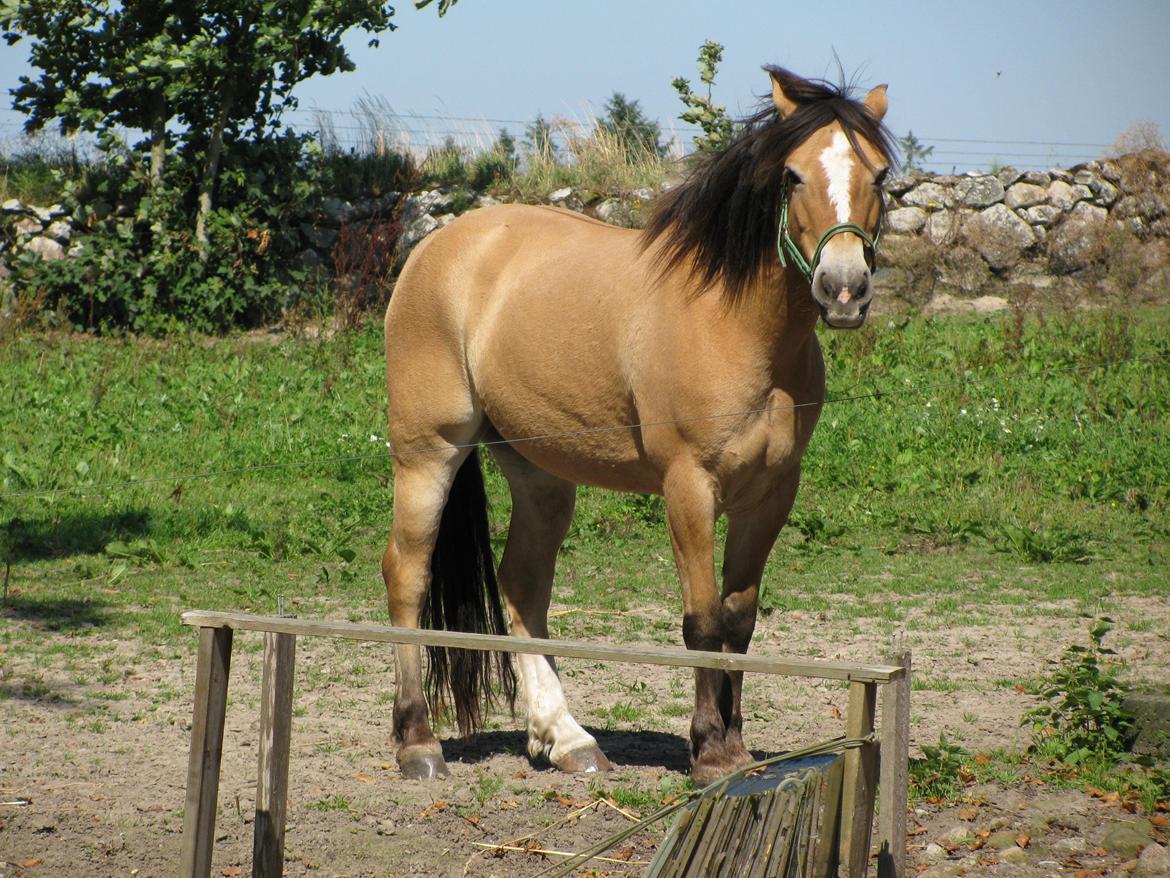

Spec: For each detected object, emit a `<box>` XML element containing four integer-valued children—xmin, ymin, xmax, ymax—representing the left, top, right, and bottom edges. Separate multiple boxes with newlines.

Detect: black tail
<box><xmin>423</xmin><ymin>448</ymin><xmax>516</xmax><ymax>737</ymax></box>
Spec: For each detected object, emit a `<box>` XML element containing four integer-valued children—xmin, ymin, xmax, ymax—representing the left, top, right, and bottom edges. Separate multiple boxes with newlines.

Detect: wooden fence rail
<box><xmin>178</xmin><ymin>610</ymin><xmax>910</xmax><ymax>878</ymax></box>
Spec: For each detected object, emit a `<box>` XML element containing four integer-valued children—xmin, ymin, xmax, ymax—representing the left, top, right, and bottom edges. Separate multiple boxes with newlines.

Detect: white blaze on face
<box><xmin>819</xmin><ymin>131</ymin><xmax>855</xmax><ymax>224</ymax></box>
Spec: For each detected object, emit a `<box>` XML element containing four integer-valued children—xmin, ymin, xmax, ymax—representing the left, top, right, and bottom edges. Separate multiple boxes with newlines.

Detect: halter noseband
<box><xmin>776</xmin><ymin>187</ymin><xmax>882</xmax><ymax>283</ymax></box>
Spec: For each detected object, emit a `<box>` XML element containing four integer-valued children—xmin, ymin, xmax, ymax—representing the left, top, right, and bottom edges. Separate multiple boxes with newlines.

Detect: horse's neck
<box><xmin>734</xmin><ymin>271</ymin><xmax>822</xmax><ymax>373</ymax></box>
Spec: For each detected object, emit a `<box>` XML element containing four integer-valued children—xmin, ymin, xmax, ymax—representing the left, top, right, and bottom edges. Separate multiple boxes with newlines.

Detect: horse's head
<box><xmin>769</xmin><ymin>69</ymin><xmax>891</xmax><ymax>329</ymax></box>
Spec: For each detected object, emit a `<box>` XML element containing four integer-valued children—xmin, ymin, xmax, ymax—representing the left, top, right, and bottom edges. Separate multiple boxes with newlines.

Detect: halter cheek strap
<box><xmin>776</xmin><ymin>189</ymin><xmax>882</xmax><ymax>284</ymax></box>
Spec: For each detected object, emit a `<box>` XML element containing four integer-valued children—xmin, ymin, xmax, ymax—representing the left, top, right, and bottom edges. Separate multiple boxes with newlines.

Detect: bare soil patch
<box><xmin>2</xmin><ymin>592</ymin><xmax>1168</xmax><ymax>877</ymax></box>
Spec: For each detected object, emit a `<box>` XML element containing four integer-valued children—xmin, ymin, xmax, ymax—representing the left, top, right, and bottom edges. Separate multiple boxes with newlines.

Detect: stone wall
<box><xmin>4</xmin><ymin>150</ymin><xmax>1168</xmax><ymax>319</ymax></box>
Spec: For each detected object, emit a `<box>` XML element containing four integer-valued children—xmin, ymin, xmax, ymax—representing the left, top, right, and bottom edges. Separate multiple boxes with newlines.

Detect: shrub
<box><xmin>1024</xmin><ymin>619</ymin><xmax>1134</xmax><ymax>764</ymax></box>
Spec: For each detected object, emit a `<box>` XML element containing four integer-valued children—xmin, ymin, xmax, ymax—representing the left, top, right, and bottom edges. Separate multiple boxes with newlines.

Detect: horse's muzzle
<box><xmin>812</xmin><ymin>263</ymin><xmax>873</xmax><ymax>329</ymax></box>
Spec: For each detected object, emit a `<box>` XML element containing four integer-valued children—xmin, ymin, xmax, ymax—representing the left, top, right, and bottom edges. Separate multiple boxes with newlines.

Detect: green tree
<box><xmin>1</xmin><ymin>0</ymin><xmax>398</xmax><ymax>248</ymax></box>
<box><xmin>524</xmin><ymin>113</ymin><xmax>558</xmax><ymax>163</ymax></box>
<box><xmin>672</xmin><ymin>40</ymin><xmax>734</xmax><ymax>153</ymax></box>
<box><xmin>897</xmin><ymin>130</ymin><xmax>934</xmax><ymax>172</ymax></box>
<box><xmin>599</xmin><ymin>91</ymin><xmax>664</xmax><ymax>159</ymax></box>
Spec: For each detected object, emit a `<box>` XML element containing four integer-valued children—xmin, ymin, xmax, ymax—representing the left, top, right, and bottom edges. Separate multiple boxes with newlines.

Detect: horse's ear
<box><xmin>769</xmin><ymin>69</ymin><xmax>799</xmax><ymax>118</ymax></box>
<box><xmin>863</xmin><ymin>84</ymin><xmax>888</xmax><ymax>122</ymax></box>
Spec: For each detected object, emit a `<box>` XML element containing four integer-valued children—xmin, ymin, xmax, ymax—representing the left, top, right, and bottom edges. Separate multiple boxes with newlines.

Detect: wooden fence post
<box><xmin>180</xmin><ymin>626</ymin><xmax>233</xmax><ymax>878</ymax></box>
<box><xmin>838</xmin><ymin>680</ymin><xmax>878</xmax><ymax>878</ymax></box>
<box><xmin>878</xmin><ymin>652</ymin><xmax>911</xmax><ymax>878</ymax></box>
<box><xmin>253</xmin><ymin>631</ymin><xmax>296</xmax><ymax>878</ymax></box>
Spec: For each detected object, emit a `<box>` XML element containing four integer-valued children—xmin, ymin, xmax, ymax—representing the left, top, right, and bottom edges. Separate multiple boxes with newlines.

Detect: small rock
<box><xmin>33</xmin><ymin>203</ymin><xmax>65</xmax><ymax>223</ymax></box>
<box><xmin>884</xmin><ymin>173</ymin><xmax>917</xmax><ymax>196</ymax></box>
<box><xmin>964</xmin><ymin>203</ymin><xmax>1036</xmax><ymax>270</ymax></box>
<box><xmin>903</xmin><ymin>181</ymin><xmax>953</xmax><ymax>210</ymax></box>
<box><xmin>1102</xmin><ymin>820</ymin><xmax>1154</xmax><ymax>859</ymax></box>
<box><xmin>595</xmin><ymin>198</ymin><xmax>628</xmax><ymax>225</ymax></box>
<box><xmin>475</xmin><ymin>195</ymin><xmax>501</xmax><ymax>209</ymax></box>
<box><xmin>320</xmin><ymin>196</ymin><xmax>355</xmax><ymax>225</ymax></box>
<box><xmin>1136</xmin><ymin>842</ymin><xmax>1170</xmax><ymax>878</ymax></box>
<box><xmin>548</xmin><ymin>187</ymin><xmax>573</xmax><ymax>204</ymax></box>
<box><xmin>923</xmin><ymin>842</ymin><xmax>947</xmax><ymax>861</ymax></box>
<box><xmin>924</xmin><ymin>210</ymin><xmax>965</xmax><ymax>244</ymax></box>
<box><xmin>396</xmin><ymin>213</ymin><xmax>439</xmax><ymax>253</ymax></box>
<box><xmin>1124</xmin><ymin>693</ymin><xmax>1170</xmax><ymax>758</ymax></box>
<box><xmin>954</xmin><ymin>175</ymin><xmax>1005</xmax><ymax>208</ymax></box>
<box><xmin>1020</xmin><ymin>170</ymin><xmax>1052</xmax><ymax>186</ymax></box>
<box><xmin>13</xmin><ymin>217</ymin><xmax>41</xmax><ymax>236</ymax></box>
<box><xmin>1053</xmin><ymin>836</ymin><xmax>1089</xmax><ymax>854</ymax></box>
<box><xmin>996</xmin><ymin>167</ymin><xmax>1023</xmax><ymax>187</ymax></box>
<box><xmin>435</xmin><ymin>212</ymin><xmax>457</xmax><ymax>228</ymax></box>
<box><xmin>886</xmin><ymin>206</ymin><xmax>927</xmax><ymax>233</ymax></box>
<box><xmin>44</xmin><ymin>220</ymin><xmax>72</xmax><ymax>242</ymax></box>
<box><xmin>1004</xmin><ymin>182</ymin><xmax>1049</xmax><ymax>209</ymax></box>
<box><xmin>24</xmin><ymin>236</ymin><xmax>65</xmax><ymax>260</ymax></box>
<box><xmin>2</xmin><ymin>198</ymin><xmax>27</xmax><ymax>213</ymax></box>
<box><xmin>1023</xmin><ymin>204</ymin><xmax>1063</xmax><ymax>227</ymax></box>
<box><xmin>940</xmin><ymin>824</ymin><xmax>973</xmax><ymax>843</ymax></box>
<box><xmin>630</xmin><ymin>187</ymin><xmax>655</xmax><ymax>202</ymax></box>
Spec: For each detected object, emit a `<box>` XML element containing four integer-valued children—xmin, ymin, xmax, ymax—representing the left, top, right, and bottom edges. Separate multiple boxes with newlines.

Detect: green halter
<box><xmin>776</xmin><ymin>188</ymin><xmax>882</xmax><ymax>283</ymax></box>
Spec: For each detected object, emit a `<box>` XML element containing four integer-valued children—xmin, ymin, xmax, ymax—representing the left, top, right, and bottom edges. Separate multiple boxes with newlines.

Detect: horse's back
<box><xmin>385</xmin><ymin>204</ymin><xmax>657</xmax><ymax>486</ymax></box>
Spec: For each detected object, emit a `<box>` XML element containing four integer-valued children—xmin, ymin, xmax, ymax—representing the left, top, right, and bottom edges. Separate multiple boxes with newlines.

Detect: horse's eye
<box><xmin>784</xmin><ymin>168</ymin><xmax>804</xmax><ymax>187</ymax></box>
<box><xmin>874</xmin><ymin>168</ymin><xmax>889</xmax><ymax>188</ymax></box>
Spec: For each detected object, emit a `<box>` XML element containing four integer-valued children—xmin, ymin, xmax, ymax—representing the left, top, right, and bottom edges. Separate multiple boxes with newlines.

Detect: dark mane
<box><xmin>642</xmin><ymin>66</ymin><xmax>896</xmax><ymax>302</ymax></box>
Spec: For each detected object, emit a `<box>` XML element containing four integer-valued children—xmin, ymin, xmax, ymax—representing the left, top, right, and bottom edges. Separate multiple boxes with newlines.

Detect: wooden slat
<box><xmin>181</xmin><ymin>610</ymin><xmax>904</xmax><ymax>683</ymax></box>
<box><xmin>811</xmin><ymin>756</ymin><xmax>844</xmax><ymax>878</ymax></box>
<box><xmin>838</xmin><ymin>681</ymin><xmax>879</xmax><ymax>878</ymax></box>
<box><xmin>878</xmin><ymin>652</ymin><xmax>911</xmax><ymax>878</ymax></box>
<box><xmin>180</xmin><ymin>626</ymin><xmax>233</xmax><ymax>878</ymax></box>
<box><xmin>252</xmin><ymin>632</ymin><xmax>296</xmax><ymax>878</ymax></box>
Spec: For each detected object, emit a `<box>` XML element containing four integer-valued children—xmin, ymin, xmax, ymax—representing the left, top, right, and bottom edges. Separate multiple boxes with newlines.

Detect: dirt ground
<box><xmin>1</xmin><ymin>594</ymin><xmax>1168</xmax><ymax>878</ymax></box>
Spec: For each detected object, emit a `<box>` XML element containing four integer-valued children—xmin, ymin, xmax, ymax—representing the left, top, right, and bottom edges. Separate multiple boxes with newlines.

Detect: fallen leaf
<box><xmin>499</xmin><ymin>800</ymin><xmax>519</xmax><ymax>810</ymax></box>
<box><xmin>220</xmin><ymin>869</ymin><xmax>241</xmax><ymax>877</ymax></box>
<box><xmin>513</xmin><ymin>771</ymin><xmax>527</xmax><ymax>780</ymax></box>
<box><xmin>22</xmin><ymin>859</ymin><xmax>43</xmax><ymax>869</ymax></box>
<box><xmin>974</xmin><ymin>753</ymin><xmax>991</xmax><ymax>764</ymax></box>
<box><xmin>958</xmin><ymin>806</ymin><xmax>978</xmax><ymax>821</ymax></box>
<box><xmin>1016</xmin><ymin>833</ymin><xmax>1030</xmax><ymax>848</ymax></box>
<box><xmin>958</xmin><ymin>768</ymin><xmax>975</xmax><ymax>784</ymax></box>
<box><xmin>556</xmin><ymin>796</ymin><xmax>574</xmax><ymax>806</ymax></box>
<box><xmin>380</xmin><ymin>763</ymin><xmax>393</xmax><ymax>770</ymax></box>
<box><xmin>1151</xmin><ymin>813</ymin><xmax>1170</xmax><ymax>829</ymax></box>
<box><xmin>354</xmin><ymin>773</ymin><xmax>375</xmax><ymax>784</ymax></box>
<box><xmin>907</xmin><ymin>823</ymin><xmax>928</xmax><ymax>836</ymax></box>
<box><xmin>830</xmin><ymin>705</ymin><xmax>844</xmax><ymax>720</ymax></box>
<box><xmin>1013</xmin><ymin>684</ymin><xmax>1027</xmax><ymax>694</ymax></box>
<box><xmin>613</xmin><ymin>847</ymin><xmax>635</xmax><ymax>862</ymax></box>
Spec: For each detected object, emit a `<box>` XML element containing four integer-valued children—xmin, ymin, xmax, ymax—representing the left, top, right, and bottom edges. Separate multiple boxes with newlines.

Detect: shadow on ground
<box><xmin>3</xmin><ymin>509</ymin><xmax>151</xmax><ymax>560</ymax></box>
<box><xmin>441</xmin><ymin>727</ymin><xmax>699</xmax><ymax>773</ymax></box>
<box><xmin>1</xmin><ymin>595</ymin><xmax>110</xmax><ymax>630</ymax></box>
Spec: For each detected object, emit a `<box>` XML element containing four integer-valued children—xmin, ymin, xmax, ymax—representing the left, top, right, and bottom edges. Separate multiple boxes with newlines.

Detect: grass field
<box><xmin>2</xmin><ymin>306</ymin><xmax>1167</xmax><ymax>645</ymax></box>
<box><xmin>2</xmin><ymin>306</ymin><xmax>1168</xmax><ymax>876</ymax></box>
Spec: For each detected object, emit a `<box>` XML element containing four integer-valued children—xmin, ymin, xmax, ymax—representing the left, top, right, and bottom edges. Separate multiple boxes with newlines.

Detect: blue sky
<box><xmin>3</xmin><ymin>0</ymin><xmax>1169</xmax><ymax>171</ymax></box>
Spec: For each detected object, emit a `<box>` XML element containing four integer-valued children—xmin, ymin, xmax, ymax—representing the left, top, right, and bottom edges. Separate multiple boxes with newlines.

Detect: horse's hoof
<box><xmin>397</xmin><ymin>744</ymin><xmax>449</xmax><ymax>780</ymax></box>
<box><xmin>556</xmin><ymin>745</ymin><xmax>613</xmax><ymax>774</ymax></box>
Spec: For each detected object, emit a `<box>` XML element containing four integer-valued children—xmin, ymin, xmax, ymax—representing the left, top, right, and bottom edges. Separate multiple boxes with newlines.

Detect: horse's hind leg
<box><xmin>381</xmin><ymin>448</ymin><xmax>468</xmax><ymax>779</ymax></box>
<box><xmin>490</xmin><ymin>445</ymin><xmax>610</xmax><ymax>773</ymax></box>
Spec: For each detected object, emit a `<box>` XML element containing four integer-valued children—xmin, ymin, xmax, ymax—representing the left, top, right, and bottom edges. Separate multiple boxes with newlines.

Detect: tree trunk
<box><xmin>148</xmin><ymin>92</ymin><xmax>167</xmax><ymax>188</ymax></box>
<box><xmin>195</xmin><ymin>93</ymin><xmax>231</xmax><ymax>258</ymax></box>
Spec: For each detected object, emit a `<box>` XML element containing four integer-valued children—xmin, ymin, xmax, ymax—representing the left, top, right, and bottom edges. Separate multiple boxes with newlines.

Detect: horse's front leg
<box><xmin>664</xmin><ymin>466</ymin><xmax>753</xmax><ymax>782</ymax></box>
<box><xmin>719</xmin><ymin>472</ymin><xmax>802</xmax><ymax>762</ymax></box>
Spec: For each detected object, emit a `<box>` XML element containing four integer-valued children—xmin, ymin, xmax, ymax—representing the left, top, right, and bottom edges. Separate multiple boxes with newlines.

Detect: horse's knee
<box><xmin>721</xmin><ymin>589</ymin><xmax>759</xmax><ymax>653</ymax></box>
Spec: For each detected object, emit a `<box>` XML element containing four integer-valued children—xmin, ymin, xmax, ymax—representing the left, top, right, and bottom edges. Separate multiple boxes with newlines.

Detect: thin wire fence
<box><xmin>3</xmin><ymin>351</ymin><xmax>1162</xmax><ymax>502</ymax></box>
<box><xmin>0</xmin><ymin>105</ymin><xmax>1116</xmax><ymax>173</ymax></box>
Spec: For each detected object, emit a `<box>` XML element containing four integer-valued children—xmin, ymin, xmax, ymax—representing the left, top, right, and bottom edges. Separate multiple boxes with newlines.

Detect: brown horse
<box><xmin>381</xmin><ymin>67</ymin><xmax>894</xmax><ymax>783</ymax></box>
